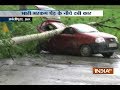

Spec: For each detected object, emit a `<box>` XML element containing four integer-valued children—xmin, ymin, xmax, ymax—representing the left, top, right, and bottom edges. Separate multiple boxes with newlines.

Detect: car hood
<box><xmin>84</xmin><ymin>32</ymin><xmax>116</xmax><ymax>38</ymax></box>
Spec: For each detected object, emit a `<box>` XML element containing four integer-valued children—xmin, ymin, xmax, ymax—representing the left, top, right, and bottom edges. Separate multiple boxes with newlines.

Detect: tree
<box><xmin>0</xmin><ymin>28</ymin><xmax>65</xmax><ymax>46</ymax></box>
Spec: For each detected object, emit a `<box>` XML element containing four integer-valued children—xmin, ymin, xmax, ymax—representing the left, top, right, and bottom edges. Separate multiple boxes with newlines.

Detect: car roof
<box><xmin>69</xmin><ymin>23</ymin><xmax>99</xmax><ymax>32</ymax></box>
<box><xmin>70</xmin><ymin>23</ymin><xmax>92</xmax><ymax>29</ymax></box>
<box><xmin>50</xmin><ymin>22</ymin><xmax>66</xmax><ymax>29</ymax></box>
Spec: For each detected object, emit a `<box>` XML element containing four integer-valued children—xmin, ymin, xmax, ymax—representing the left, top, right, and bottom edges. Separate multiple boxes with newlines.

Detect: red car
<box><xmin>36</xmin><ymin>20</ymin><xmax>119</xmax><ymax>58</ymax></box>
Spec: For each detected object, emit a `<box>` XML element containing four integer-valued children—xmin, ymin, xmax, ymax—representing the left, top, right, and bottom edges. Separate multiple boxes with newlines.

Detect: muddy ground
<box><xmin>0</xmin><ymin>51</ymin><xmax>120</xmax><ymax>85</ymax></box>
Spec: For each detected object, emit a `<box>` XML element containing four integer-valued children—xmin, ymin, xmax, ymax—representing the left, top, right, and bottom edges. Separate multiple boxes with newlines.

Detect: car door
<box><xmin>49</xmin><ymin>27</ymin><xmax>77</xmax><ymax>53</ymax></box>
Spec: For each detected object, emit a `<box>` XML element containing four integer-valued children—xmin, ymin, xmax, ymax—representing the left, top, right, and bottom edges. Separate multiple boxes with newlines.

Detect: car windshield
<box><xmin>71</xmin><ymin>24</ymin><xmax>99</xmax><ymax>33</ymax></box>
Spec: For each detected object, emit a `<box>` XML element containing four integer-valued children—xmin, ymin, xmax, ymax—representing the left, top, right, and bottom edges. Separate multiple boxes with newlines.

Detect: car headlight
<box><xmin>95</xmin><ymin>37</ymin><xmax>105</xmax><ymax>43</ymax></box>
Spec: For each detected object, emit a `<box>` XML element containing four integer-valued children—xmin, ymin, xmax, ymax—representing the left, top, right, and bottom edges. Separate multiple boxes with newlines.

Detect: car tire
<box><xmin>80</xmin><ymin>45</ymin><xmax>92</xmax><ymax>57</ymax></box>
<box><xmin>102</xmin><ymin>52</ymin><xmax>114</xmax><ymax>58</ymax></box>
<box><xmin>36</xmin><ymin>41</ymin><xmax>48</xmax><ymax>53</ymax></box>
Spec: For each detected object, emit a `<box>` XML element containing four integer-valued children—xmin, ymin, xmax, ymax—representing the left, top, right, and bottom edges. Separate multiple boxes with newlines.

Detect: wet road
<box><xmin>0</xmin><ymin>51</ymin><xmax>120</xmax><ymax>85</ymax></box>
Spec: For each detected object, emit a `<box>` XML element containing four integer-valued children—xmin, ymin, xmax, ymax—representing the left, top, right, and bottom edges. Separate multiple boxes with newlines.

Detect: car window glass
<box><xmin>42</xmin><ymin>24</ymin><xmax>57</xmax><ymax>31</ymax></box>
<box><xmin>62</xmin><ymin>28</ymin><xmax>75</xmax><ymax>34</ymax></box>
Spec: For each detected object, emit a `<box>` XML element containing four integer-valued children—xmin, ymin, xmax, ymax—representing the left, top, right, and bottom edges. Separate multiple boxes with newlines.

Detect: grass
<box><xmin>0</xmin><ymin>5</ymin><xmax>120</xmax><ymax>58</ymax></box>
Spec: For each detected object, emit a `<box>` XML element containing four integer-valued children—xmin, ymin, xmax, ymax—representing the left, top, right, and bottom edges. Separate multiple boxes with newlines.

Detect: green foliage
<box><xmin>0</xmin><ymin>19</ymin><xmax>40</xmax><ymax>59</ymax></box>
<box><xmin>0</xmin><ymin>30</ymin><xmax>12</xmax><ymax>58</ymax></box>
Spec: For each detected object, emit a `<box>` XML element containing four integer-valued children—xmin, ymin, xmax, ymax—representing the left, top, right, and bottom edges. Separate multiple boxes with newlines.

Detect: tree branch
<box><xmin>97</xmin><ymin>23</ymin><xmax>120</xmax><ymax>30</ymax></box>
<box><xmin>88</xmin><ymin>16</ymin><xmax>120</xmax><ymax>30</ymax></box>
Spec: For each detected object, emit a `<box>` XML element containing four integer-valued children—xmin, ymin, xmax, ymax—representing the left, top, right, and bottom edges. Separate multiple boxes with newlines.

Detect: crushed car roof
<box><xmin>51</xmin><ymin>22</ymin><xmax>66</xmax><ymax>29</ymax></box>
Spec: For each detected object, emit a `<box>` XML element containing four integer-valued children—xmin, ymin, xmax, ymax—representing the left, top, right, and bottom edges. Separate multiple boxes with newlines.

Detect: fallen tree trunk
<box><xmin>0</xmin><ymin>28</ymin><xmax>65</xmax><ymax>46</ymax></box>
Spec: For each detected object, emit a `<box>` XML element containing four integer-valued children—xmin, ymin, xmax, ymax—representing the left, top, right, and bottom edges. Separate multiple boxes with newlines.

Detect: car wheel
<box><xmin>80</xmin><ymin>45</ymin><xmax>92</xmax><ymax>57</ymax></box>
<box><xmin>36</xmin><ymin>41</ymin><xmax>48</xmax><ymax>53</ymax></box>
<box><xmin>102</xmin><ymin>52</ymin><xmax>114</xmax><ymax>58</ymax></box>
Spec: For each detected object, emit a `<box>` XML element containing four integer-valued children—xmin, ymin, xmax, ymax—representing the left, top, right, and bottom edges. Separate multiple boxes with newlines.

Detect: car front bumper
<box><xmin>90</xmin><ymin>42</ymin><xmax>119</xmax><ymax>54</ymax></box>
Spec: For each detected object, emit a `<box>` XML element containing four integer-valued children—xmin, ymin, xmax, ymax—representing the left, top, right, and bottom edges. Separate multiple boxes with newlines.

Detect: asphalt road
<box><xmin>0</xmin><ymin>51</ymin><xmax>120</xmax><ymax>85</ymax></box>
